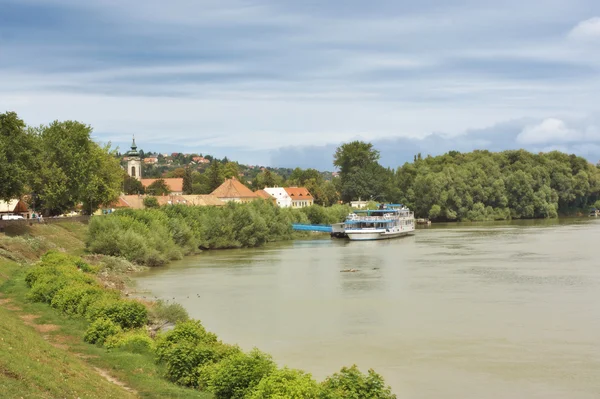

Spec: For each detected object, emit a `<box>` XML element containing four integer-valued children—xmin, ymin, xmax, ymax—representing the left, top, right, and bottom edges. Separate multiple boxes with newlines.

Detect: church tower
<box><xmin>126</xmin><ymin>136</ymin><xmax>142</xmax><ymax>180</ymax></box>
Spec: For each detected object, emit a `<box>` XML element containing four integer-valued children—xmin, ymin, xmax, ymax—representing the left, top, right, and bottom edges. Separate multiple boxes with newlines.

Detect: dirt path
<box><xmin>0</xmin><ymin>296</ymin><xmax>139</xmax><ymax>397</ymax></box>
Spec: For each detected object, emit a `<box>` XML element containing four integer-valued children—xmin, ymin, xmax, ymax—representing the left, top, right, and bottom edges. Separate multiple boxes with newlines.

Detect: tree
<box><xmin>0</xmin><ymin>112</ymin><xmax>38</xmax><ymax>201</ymax></box>
<box><xmin>146</xmin><ymin>179</ymin><xmax>171</xmax><ymax>196</ymax></box>
<box><xmin>183</xmin><ymin>168</ymin><xmax>193</xmax><ymax>195</ymax></box>
<box><xmin>254</xmin><ymin>170</ymin><xmax>282</xmax><ymax>190</ymax></box>
<box><xmin>207</xmin><ymin>161</ymin><xmax>225</xmax><ymax>192</ymax></box>
<box><xmin>123</xmin><ymin>174</ymin><xmax>145</xmax><ymax>195</ymax></box>
<box><xmin>333</xmin><ymin>141</ymin><xmax>382</xmax><ymax>203</ymax></box>
<box><xmin>167</xmin><ymin>167</ymin><xmax>186</xmax><ymax>178</ymax></box>
<box><xmin>81</xmin><ymin>144</ymin><xmax>124</xmax><ymax>215</ymax></box>
<box><xmin>223</xmin><ymin>162</ymin><xmax>240</xmax><ymax>179</ymax></box>
<box><xmin>32</xmin><ymin>120</ymin><xmax>121</xmax><ymax>215</ymax></box>
<box><xmin>320</xmin><ymin>365</ymin><xmax>396</xmax><ymax>399</ymax></box>
<box><xmin>143</xmin><ymin>196</ymin><xmax>159</xmax><ymax>208</ymax></box>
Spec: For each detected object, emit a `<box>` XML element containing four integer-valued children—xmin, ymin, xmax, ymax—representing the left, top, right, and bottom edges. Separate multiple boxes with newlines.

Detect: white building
<box><xmin>263</xmin><ymin>187</ymin><xmax>292</xmax><ymax>208</ymax></box>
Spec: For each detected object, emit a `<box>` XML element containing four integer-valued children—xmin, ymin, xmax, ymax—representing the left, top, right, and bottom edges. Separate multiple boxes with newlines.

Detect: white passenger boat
<box><xmin>344</xmin><ymin>204</ymin><xmax>415</xmax><ymax>241</ymax></box>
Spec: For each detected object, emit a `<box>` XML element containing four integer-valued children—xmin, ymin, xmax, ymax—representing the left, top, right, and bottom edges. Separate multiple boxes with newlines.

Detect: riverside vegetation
<box><xmin>86</xmin><ymin>200</ymin><xmax>352</xmax><ymax>265</ymax></box>
<box><xmin>6</xmin><ymin>247</ymin><xmax>396</xmax><ymax>398</ymax></box>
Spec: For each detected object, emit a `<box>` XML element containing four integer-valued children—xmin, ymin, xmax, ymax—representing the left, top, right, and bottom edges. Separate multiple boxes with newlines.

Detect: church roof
<box><xmin>211</xmin><ymin>178</ymin><xmax>258</xmax><ymax>199</ymax></box>
<box><xmin>125</xmin><ymin>137</ymin><xmax>140</xmax><ymax>158</ymax></box>
<box><xmin>140</xmin><ymin>178</ymin><xmax>184</xmax><ymax>193</ymax></box>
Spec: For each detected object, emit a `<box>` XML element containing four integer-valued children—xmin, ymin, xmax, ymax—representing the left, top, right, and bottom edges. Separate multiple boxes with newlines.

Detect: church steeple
<box><xmin>125</xmin><ymin>135</ymin><xmax>140</xmax><ymax>158</ymax></box>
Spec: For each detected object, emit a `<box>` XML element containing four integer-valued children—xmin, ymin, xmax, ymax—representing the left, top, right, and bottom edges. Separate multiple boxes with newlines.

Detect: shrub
<box><xmin>150</xmin><ymin>300</ymin><xmax>189</xmax><ymax>325</ymax></box>
<box><xmin>248</xmin><ymin>368</ymin><xmax>321</xmax><ymax>399</ymax></box>
<box><xmin>86</xmin><ymin>299</ymin><xmax>148</xmax><ymax>329</ymax></box>
<box><xmin>319</xmin><ymin>365</ymin><xmax>396</xmax><ymax>399</ymax></box>
<box><xmin>84</xmin><ymin>318</ymin><xmax>122</xmax><ymax>345</ymax></box>
<box><xmin>51</xmin><ymin>285</ymin><xmax>104</xmax><ymax>316</ymax></box>
<box><xmin>155</xmin><ymin>320</ymin><xmax>218</xmax><ymax>362</ymax></box>
<box><xmin>206</xmin><ymin>348</ymin><xmax>276</xmax><ymax>399</ymax></box>
<box><xmin>104</xmin><ymin>330</ymin><xmax>155</xmax><ymax>353</ymax></box>
<box><xmin>143</xmin><ymin>196</ymin><xmax>160</xmax><ymax>208</ymax></box>
<box><xmin>162</xmin><ymin>341</ymin><xmax>223</xmax><ymax>387</ymax></box>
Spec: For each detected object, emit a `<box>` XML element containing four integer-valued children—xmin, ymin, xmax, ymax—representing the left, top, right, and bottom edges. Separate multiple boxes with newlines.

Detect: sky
<box><xmin>1</xmin><ymin>0</ymin><xmax>599</xmax><ymax>170</ymax></box>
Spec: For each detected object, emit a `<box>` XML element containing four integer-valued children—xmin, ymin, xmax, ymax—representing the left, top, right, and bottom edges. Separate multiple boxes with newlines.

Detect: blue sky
<box><xmin>1</xmin><ymin>0</ymin><xmax>600</xmax><ymax>170</ymax></box>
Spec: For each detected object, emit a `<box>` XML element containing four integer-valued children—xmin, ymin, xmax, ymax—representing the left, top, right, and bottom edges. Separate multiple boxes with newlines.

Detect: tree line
<box><xmin>0</xmin><ymin>112</ymin><xmax>122</xmax><ymax>215</ymax></box>
<box><xmin>334</xmin><ymin>141</ymin><xmax>600</xmax><ymax>220</ymax></box>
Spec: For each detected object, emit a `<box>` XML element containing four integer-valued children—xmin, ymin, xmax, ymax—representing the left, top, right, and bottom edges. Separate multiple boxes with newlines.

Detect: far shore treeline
<box><xmin>2</xmin><ymin>111</ymin><xmax>600</xmax><ymax>222</ymax></box>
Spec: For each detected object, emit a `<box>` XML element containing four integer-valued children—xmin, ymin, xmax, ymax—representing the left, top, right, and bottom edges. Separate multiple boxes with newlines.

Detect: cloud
<box><xmin>517</xmin><ymin>118</ymin><xmax>576</xmax><ymax>144</ymax></box>
<box><xmin>517</xmin><ymin>118</ymin><xmax>600</xmax><ymax>145</ymax></box>
<box><xmin>2</xmin><ymin>0</ymin><xmax>600</xmax><ymax>167</ymax></box>
<box><xmin>568</xmin><ymin>17</ymin><xmax>600</xmax><ymax>40</ymax></box>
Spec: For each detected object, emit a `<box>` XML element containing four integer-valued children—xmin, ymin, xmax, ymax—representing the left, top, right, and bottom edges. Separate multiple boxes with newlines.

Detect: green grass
<box><xmin>0</xmin><ymin>253</ymin><xmax>211</xmax><ymax>398</ymax></box>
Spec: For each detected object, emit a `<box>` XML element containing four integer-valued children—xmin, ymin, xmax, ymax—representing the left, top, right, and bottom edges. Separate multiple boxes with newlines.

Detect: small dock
<box><xmin>292</xmin><ymin>224</ymin><xmax>333</xmax><ymax>233</ymax></box>
<box><xmin>292</xmin><ymin>223</ymin><xmax>348</xmax><ymax>238</ymax></box>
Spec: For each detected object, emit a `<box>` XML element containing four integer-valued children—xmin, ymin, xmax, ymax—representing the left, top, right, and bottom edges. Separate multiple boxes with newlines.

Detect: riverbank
<box><xmin>0</xmin><ymin>222</ymin><xmax>397</xmax><ymax>398</ymax></box>
<box><xmin>0</xmin><ymin>224</ymin><xmax>204</xmax><ymax>398</ymax></box>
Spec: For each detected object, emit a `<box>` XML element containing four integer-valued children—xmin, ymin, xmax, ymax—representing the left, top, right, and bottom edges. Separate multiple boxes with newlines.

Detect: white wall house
<box><xmin>263</xmin><ymin>187</ymin><xmax>292</xmax><ymax>208</ymax></box>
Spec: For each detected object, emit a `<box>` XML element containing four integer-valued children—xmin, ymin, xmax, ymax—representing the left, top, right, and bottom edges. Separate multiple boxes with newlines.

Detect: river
<box><xmin>134</xmin><ymin>219</ymin><xmax>600</xmax><ymax>398</ymax></box>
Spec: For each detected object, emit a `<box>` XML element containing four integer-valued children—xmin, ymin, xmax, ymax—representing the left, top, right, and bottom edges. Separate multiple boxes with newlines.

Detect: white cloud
<box><xmin>517</xmin><ymin>118</ymin><xmax>600</xmax><ymax>145</ymax></box>
<box><xmin>568</xmin><ymin>17</ymin><xmax>600</xmax><ymax>40</ymax></box>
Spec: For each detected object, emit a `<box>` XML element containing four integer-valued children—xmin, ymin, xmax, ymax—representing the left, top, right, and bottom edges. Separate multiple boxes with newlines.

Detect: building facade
<box><xmin>284</xmin><ymin>187</ymin><xmax>314</xmax><ymax>208</ymax></box>
<box><xmin>263</xmin><ymin>187</ymin><xmax>292</xmax><ymax>208</ymax></box>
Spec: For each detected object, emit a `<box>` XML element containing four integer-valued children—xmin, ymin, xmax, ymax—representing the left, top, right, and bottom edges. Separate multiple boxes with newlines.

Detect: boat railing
<box><xmin>346</xmin><ymin>212</ymin><xmax>414</xmax><ymax>222</ymax></box>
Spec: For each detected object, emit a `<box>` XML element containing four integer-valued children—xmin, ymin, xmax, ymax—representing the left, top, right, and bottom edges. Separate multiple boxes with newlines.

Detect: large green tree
<box><xmin>0</xmin><ymin>112</ymin><xmax>37</xmax><ymax>201</ymax></box>
<box><xmin>183</xmin><ymin>167</ymin><xmax>193</xmax><ymax>195</ymax></box>
<box><xmin>32</xmin><ymin>120</ymin><xmax>122</xmax><ymax>215</ymax></box>
<box><xmin>333</xmin><ymin>141</ymin><xmax>385</xmax><ymax>203</ymax></box>
<box><xmin>146</xmin><ymin>179</ymin><xmax>171</xmax><ymax>196</ymax></box>
<box><xmin>207</xmin><ymin>160</ymin><xmax>225</xmax><ymax>192</ymax></box>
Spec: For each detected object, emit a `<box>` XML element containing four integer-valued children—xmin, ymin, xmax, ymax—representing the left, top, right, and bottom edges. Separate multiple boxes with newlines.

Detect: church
<box><xmin>125</xmin><ymin>137</ymin><xmax>184</xmax><ymax>195</ymax></box>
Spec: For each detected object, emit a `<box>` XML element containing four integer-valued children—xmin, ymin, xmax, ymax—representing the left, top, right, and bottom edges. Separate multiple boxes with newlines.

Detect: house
<box><xmin>284</xmin><ymin>187</ymin><xmax>314</xmax><ymax>208</ymax></box>
<box><xmin>192</xmin><ymin>156</ymin><xmax>210</xmax><ymax>164</ymax></box>
<box><xmin>139</xmin><ymin>178</ymin><xmax>184</xmax><ymax>195</ymax></box>
<box><xmin>144</xmin><ymin>157</ymin><xmax>158</xmax><ymax>165</ymax></box>
<box><xmin>211</xmin><ymin>178</ymin><xmax>258</xmax><ymax>203</ymax></box>
<box><xmin>0</xmin><ymin>199</ymin><xmax>30</xmax><ymax>218</ymax></box>
<box><xmin>255</xmin><ymin>190</ymin><xmax>277</xmax><ymax>205</ymax></box>
<box><xmin>263</xmin><ymin>187</ymin><xmax>292</xmax><ymax>208</ymax></box>
<box><xmin>350</xmin><ymin>200</ymin><xmax>369</xmax><ymax>209</ymax></box>
<box><xmin>332</xmin><ymin>172</ymin><xmax>340</xmax><ymax>178</ymax></box>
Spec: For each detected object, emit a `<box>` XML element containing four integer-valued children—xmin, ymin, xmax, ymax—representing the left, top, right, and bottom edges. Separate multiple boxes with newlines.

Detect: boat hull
<box><xmin>346</xmin><ymin>229</ymin><xmax>414</xmax><ymax>241</ymax></box>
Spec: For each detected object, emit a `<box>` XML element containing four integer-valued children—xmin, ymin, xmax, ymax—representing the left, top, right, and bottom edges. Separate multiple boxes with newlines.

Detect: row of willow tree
<box><xmin>334</xmin><ymin>141</ymin><xmax>600</xmax><ymax>220</ymax></box>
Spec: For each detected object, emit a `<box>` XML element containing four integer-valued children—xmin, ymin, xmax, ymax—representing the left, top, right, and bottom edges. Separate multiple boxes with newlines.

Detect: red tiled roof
<box><xmin>211</xmin><ymin>178</ymin><xmax>258</xmax><ymax>199</ymax></box>
<box><xmin>139</xmin><ymin>178</ymin><xmax>184</xmax><ymax>193</ymax></box>
<box><xmin>284</xmin><ymin>187</ymin><xmax>313</xmax><ymax>200</ymax></box>
<box><xmin>255</xmin><ymin>190</ymin><xmax>275</xmax><ymax>200</ymax></box>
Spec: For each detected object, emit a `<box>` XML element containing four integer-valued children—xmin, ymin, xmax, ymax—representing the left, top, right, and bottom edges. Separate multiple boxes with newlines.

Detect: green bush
<box><xmin>155</xmin><ymin>320</ymin><xmax>219</xmax><ymax>363</ymax></box>
<box><xmin>143</xmin><ymin>196</ymin><xmax>160</xmax><ymax>208</ymax></box>
<box><xmin>206</xmin><ymin>348</ymin><xmax>276</xmax><ymax>399</ymax></box>
<box><xmin>86</xmin><ymin>299</ymin><xmax>148</xmax><ymax>329</ymax></box>
<box><xmin>248</xmin><ymin>368</ymin><xmax>321</xmax><ymax>399</ymax></box>
<box><xmin>84</xmin><ymin>318</ymin><xmax>122</xmax><ymax>345</ymax></box>
<box><xmin>51</xmin><ymin>285</ymin><xmax>104</xmax><ymax>316</ymax></box>
<box><xmin>104</xmin><ymin>330</ymin><xmax>155</xmax><ymax>353</ymax></box>
<box><xmin>319</xmin><ymin>365</ymin><xmax>396</xmax><ymax>399</ymax></box>
<box><xmin>150</xmin><ymin>300</ymin><xmax>189</xmax><ymax>325</ymax></box>
<box><xmin>162</xmin><ymin>341</ymin><xmax>223</xmax><ymax>387</ymax></box>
